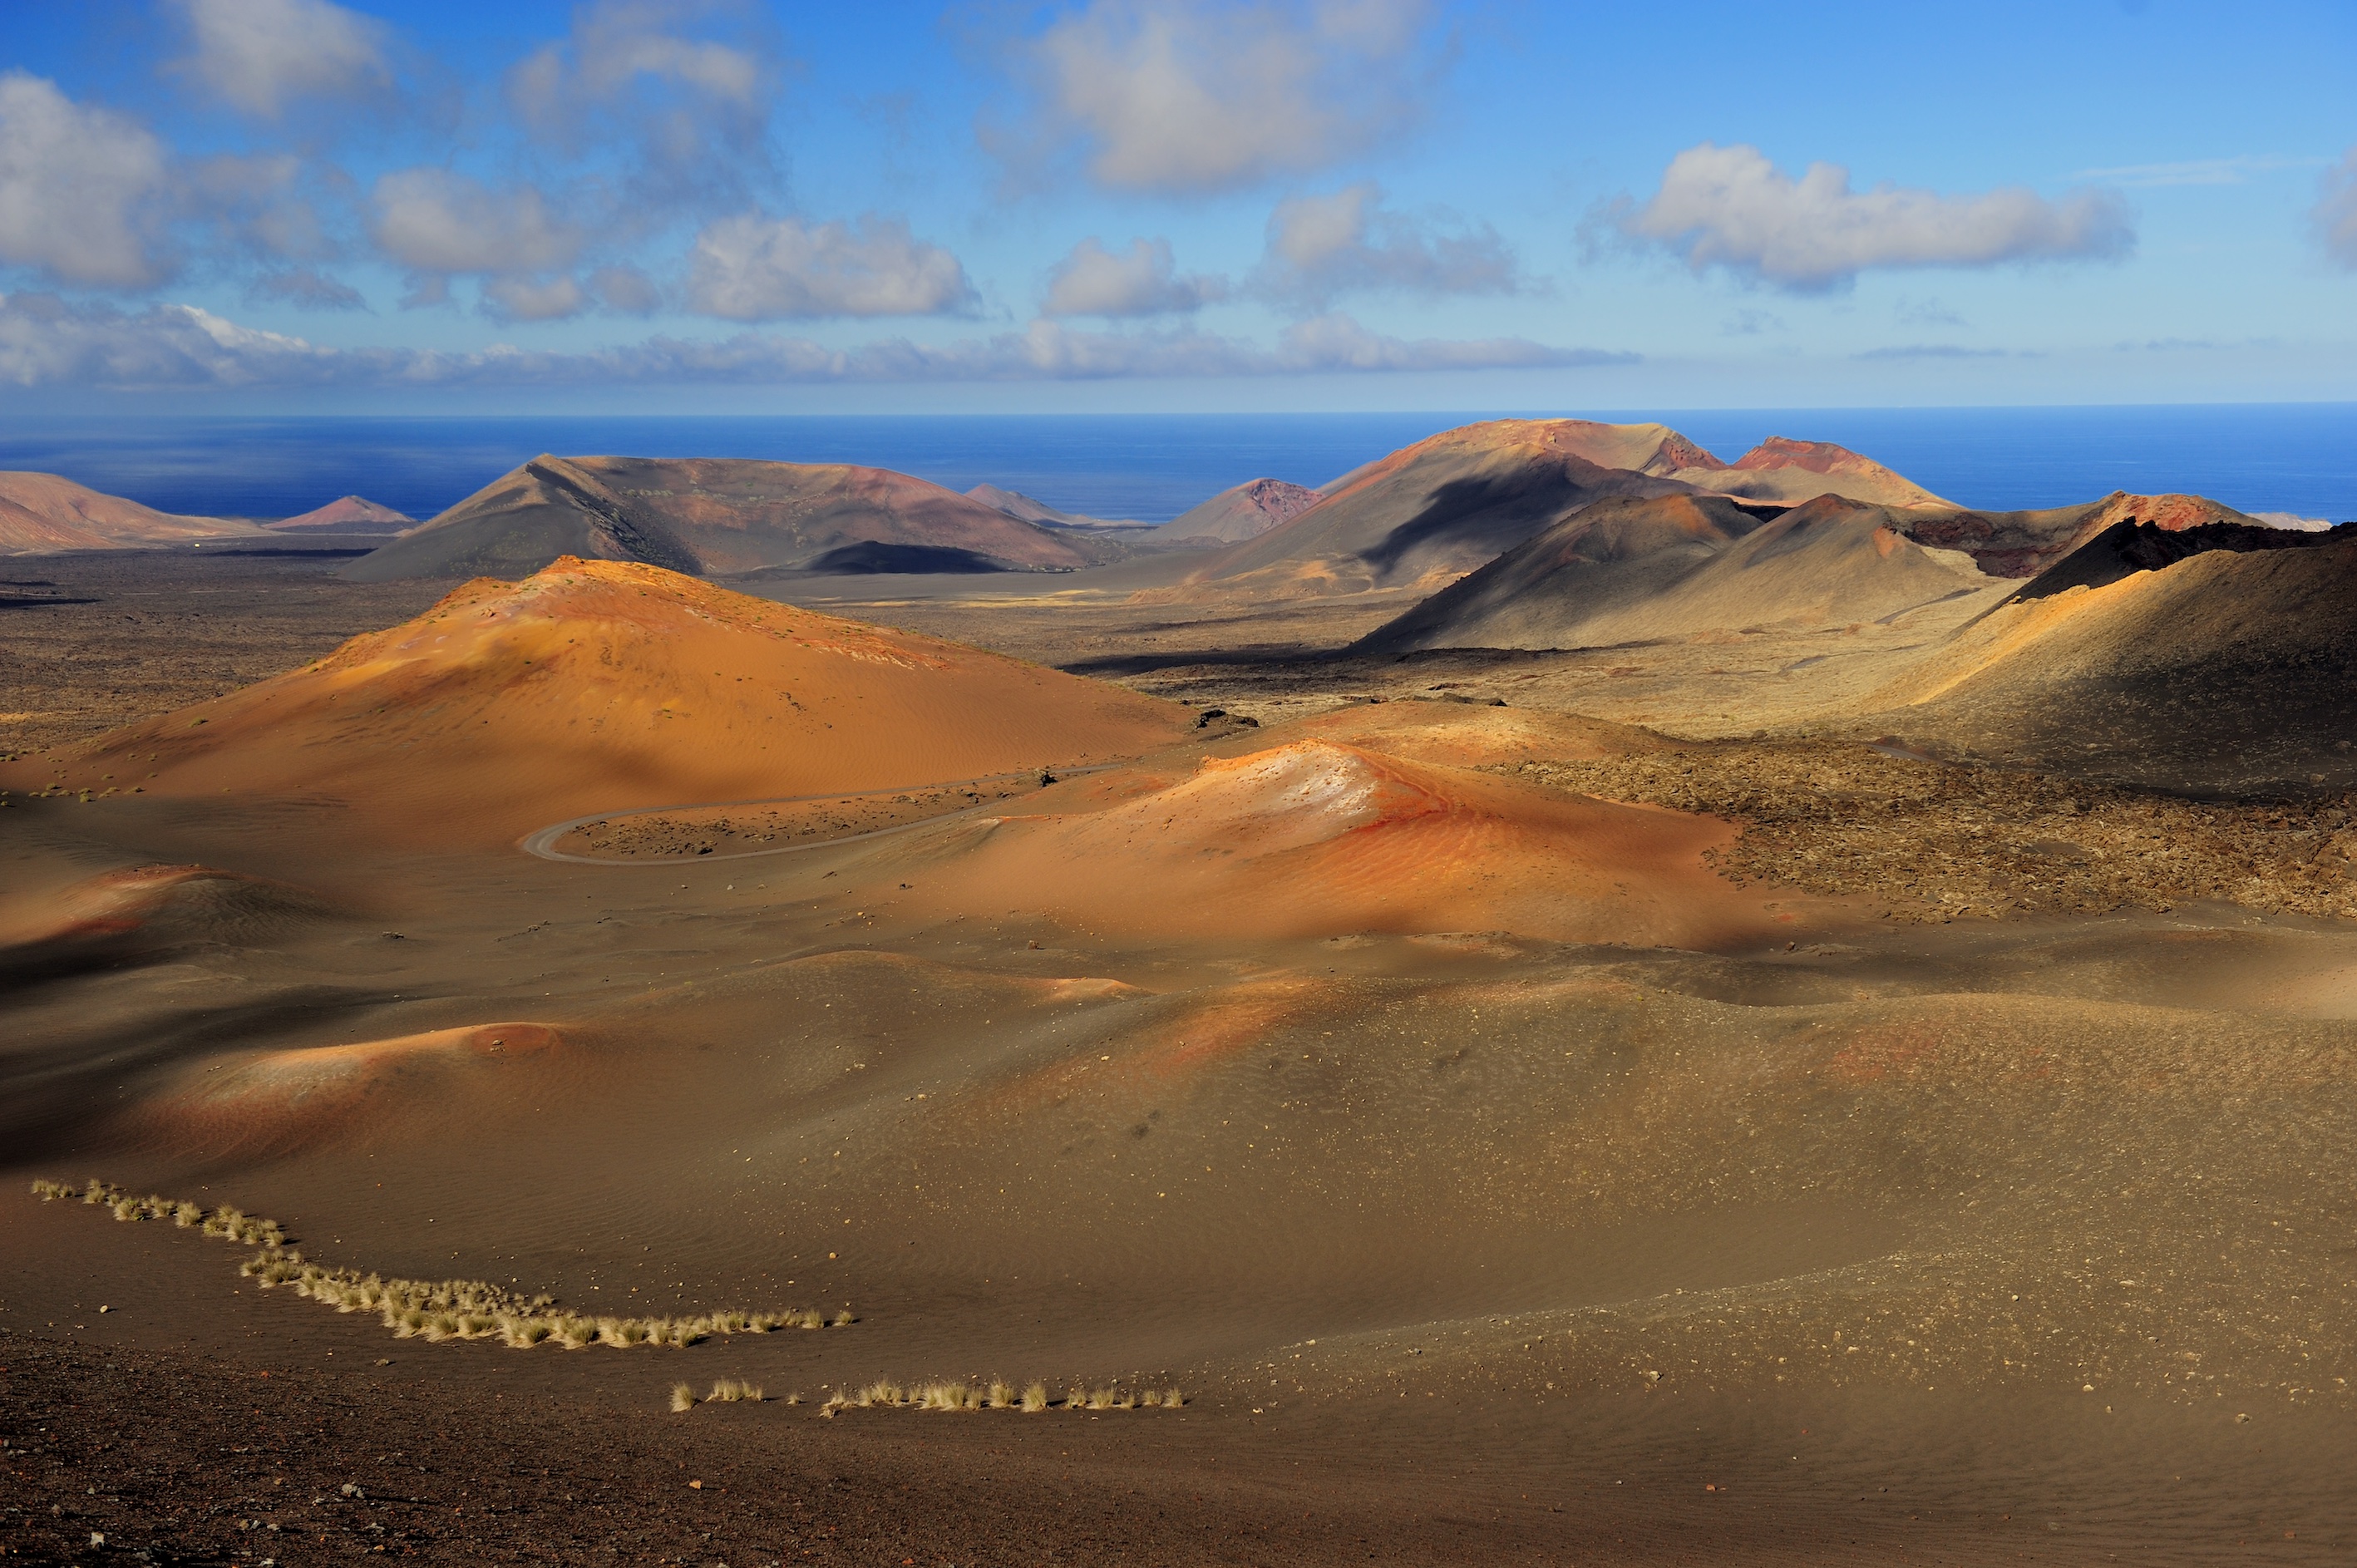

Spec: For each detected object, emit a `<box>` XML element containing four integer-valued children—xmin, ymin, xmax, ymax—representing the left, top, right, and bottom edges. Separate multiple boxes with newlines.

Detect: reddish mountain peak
<box><xmin>2082</xmin><ymin>492</ymin><xmax>2259</xmax><ymax>532</ymax></box>
<box><xmin>1733</xmin><ymin>437</ymin><xmax>1886</xmax><ymax>476</ymax></box>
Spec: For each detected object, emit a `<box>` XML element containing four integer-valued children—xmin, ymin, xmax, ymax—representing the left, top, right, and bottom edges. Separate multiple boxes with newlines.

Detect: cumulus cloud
<box><xmin>0</xmin><ymin>294</ymin><xmax>1622</xmax><ymax>391</ymax></box>
<box><xmin>1256</xmin><ymin>183</ymin><xmax>1516</xmax><ymax>305</ymax></box>
<box><xmin>685</xmin><ymin>213</ymin><xmax>977</xmax><ymax>321</ymax></box>
<box><xmin>371</xmin><ymin>168</ymin><xmax>584</xmax><ymax>286</ymax></box>
<box><xmin>992</xmin><ymin>0</ymin><xmax>1438</xmax><ymax>194</ymax></box>
<box><xmin>172</xmin><ymin>0</ymin><xmax>392</xmax><ymax>118</ymax></box>
<box><xmin>481</xmin><ymin>275</ymin><xmax>590</xmax><ymax>323</ymax></box>
<box><xmin>2315</xmin><ymin>149</ymin><xmax>2357</xmax><ymax>269</ymax></box>
<box><xmin>508</xmin><ymin>0</ymin><xmax>779</xmax><ymax>211</ymax></box>
<box><xmin>589</xmin><ymin>264</ymin><xmax>662</xmax><ymax>314</ymax></box>
<box><xmin>0</xmin><ymin>73</ymin><xmax>174</xmax><ymax>288</ymax></box>
<box><xmin>1043</xmin><ymin>237</ymin><xmax>1224</xmax><ymax>317</ymax></box>
<box><xmin>1612</xmin><ymin>142</ymin><xmax>2134</xmax><ymax>289</ymax></box>
<box><xmin>0</xmin><ymin>293</ymin><xmax>351</xmax><ymax>388</ymax></box>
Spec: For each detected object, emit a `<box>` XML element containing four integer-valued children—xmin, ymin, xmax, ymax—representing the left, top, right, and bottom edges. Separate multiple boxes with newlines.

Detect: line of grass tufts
<box><xmin>34</xmin><ymin>1177</ymin><xmax>857</xmax><ymax>1351</ymax></box>
<box><xmin>817</xmin><ymin>1378</ymin><xmax>1183</xmax><ymax>1417</ymax></box>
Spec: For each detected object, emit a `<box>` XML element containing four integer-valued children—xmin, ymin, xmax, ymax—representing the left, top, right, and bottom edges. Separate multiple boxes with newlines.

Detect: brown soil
<box><xmin>557</xmin><ymin>779</ymin><xmax>1046</xmax><ymax>861</ymax></box>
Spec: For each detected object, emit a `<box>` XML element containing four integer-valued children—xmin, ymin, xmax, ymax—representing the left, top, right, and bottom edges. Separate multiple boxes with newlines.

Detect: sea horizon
<box><xmin>2</xmin><ymin>402</ymin><xmax>2350</xmax><ymax>528</ymax></box>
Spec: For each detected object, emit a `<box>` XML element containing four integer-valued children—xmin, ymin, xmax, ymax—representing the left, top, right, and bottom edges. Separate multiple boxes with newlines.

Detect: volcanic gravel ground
<box><xmin>1498</xmin><ymin>742</ymin><xmax>2357</xmax><ymax>923</ymax></box>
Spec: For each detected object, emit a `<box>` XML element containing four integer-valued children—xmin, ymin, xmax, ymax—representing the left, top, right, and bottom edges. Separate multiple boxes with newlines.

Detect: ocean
<box><xmin>1</xmin><ymin>405</ymin><xmax>2350</xmax><ymax>526</ymax></box>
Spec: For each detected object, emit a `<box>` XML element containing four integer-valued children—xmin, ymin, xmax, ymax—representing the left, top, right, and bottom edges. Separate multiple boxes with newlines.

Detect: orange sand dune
<box><xmin>903</xmin><ymin>740</ymin><xmax>1777</xmax><ymax>948</ymax></box>
<box><xmin>35</xmin><ymin>557</ymin><xmax>1192</xmax><ymax>846</ymax></box>
<box><xmin>148</xmin><ymin>1023</ymin><xmax>565</xmax><ymax>1158</ymax></box>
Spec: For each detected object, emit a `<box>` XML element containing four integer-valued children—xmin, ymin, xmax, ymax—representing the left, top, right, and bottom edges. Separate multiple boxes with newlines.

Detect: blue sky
<box><xmin>1</xmin><ymin>0</ymin><xmax>2350</xmax><ymax>412</ymax></box>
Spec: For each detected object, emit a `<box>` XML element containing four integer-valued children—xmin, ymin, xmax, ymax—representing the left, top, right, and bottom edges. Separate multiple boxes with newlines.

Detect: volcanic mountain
<box><xmin>964</xmin><ymin>484</ymin><xmax>1144</xmax><ymax>530</ymax></box>
<box><xmin>272</xmin><ymin>496</ymin><xmax>412</xmax><ymax>534</ymax></box>
<box><xmin>1673</xmin><ymin>436</ymin><xmax>1955</xmax><ymax>509</ymax></box>
<box><xmin>0</xmin><ymin>472</ymin><xmax>268</xmax><ymax>554</ymax></box>
<box><xmin>1149</xmin><ymin>477</ymin><xmax>1323</xmax><ymax>546</ymax></box>
<box><xmin>1866</xmin><ymin>529</ymin><xmax>2357</xmax><ymax>796</ymax></box>
<box><xmin>1172</xmin><ymin>420</ymin><xmax>1951</xmax><ymax>599</ymax></box>
<box><xmin>1897</xmin><ymin>491</ymin><xmax>2266</xmax><ymax>579</ymax></box>
<box><xmin>1179</xmin><ymin>422</ymin><xmax>1700</xmax><ymax>596</ymax></box>
<box><xmin>52</xmin><ymin>557</ymin><xmax>1191</xmax><ymax>844</ymax></box>
<box><xmin>1358</xmin><ymin>493</ymin><xmax>2001</xmax><ymax>653</ymax></box>
<box><xmin>343</xmin><ymin>456</ymin><xmax>1095</xmax><ymax>583</ymax></box>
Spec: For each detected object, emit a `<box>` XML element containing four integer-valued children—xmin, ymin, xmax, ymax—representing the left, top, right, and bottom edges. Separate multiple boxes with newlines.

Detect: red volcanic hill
<box><xmin>343</xmin><ymin>456</ymin><xmax>1095</xmax><ymax>583</ymax></box>
<box><xmin>1149</xmin><ymin>477</ymin><xmax>1324</xmax><ymax>546</ymax></box>
<box><xmin>272</xmin><ymin>495</ymin><xmax>412</xmax><ymax>534</ymax></box>
<box><xmin>907</xmin><ymin>739</ymin><xmax>1774</xmax><ymax>948</ymax></box>
<box><xmin>0</xmin><ymin>471</ymin><xmax>269</xmax><ymax>554</ymax></box>
<box><xmin>1171</xmin><ymin>419</ymin><xmax>1951</xmax><ymax>599</ymax></box>
<box><xmin>37</xmin><ymin>558</ymin><xmax>1192</xmax><ymax>845</ymax></box>
<box><xmin>1677</xmin><ymin>436</ymin><xmax>1955</xmax><ymax>510</ymax></box>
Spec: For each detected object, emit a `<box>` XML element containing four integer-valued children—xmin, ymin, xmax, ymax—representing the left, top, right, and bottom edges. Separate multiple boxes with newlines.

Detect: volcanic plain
<box><xmin>4</xmin><ymin>422</ymin><xmax>2355</xmax><ymax>1565</ymax></box>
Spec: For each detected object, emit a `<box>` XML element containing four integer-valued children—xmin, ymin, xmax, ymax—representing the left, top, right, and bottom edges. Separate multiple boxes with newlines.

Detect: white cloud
<box><xmin>0</xmin><ymin>74</ymin><xmax>173</xmax><ymax>288</ymax></box>
<box><xmin>684</xmin><ymin>213</ymin><xmax>976</xmax><ymax>321</ymax></box>
<box><xmin>371</xmin><ymin>168</ymin><xmax>584</xmax><ymax>281</ymax></box>
<box><xmin>507</xmin><ymin>0</ymin><xmax>777</xmax><ymax>210</ymax></box>
<box><xmin>2316</xmin><ymin>149</ymin><xmax>2357</xmax><ymax>269</ymax></box>
<box><xmin>0</xmin><ymin>294</ymin><xmax>1623</xmax><ymax>390</ymax></box>
<box><xmin>589</xmin><ymin>265</ymin><xmax>662</xmax><ymax>314</ymax></box>
<box><xmin>481</xmin><ymin>275</ymin><xmax>590</xmax><ymax>323</ymax></box>
<box><xmin>172</xmin><ymin>0</ymin><xmax>392</xmax><ymax>118</ymax></box>
<box><xmin>994</xmin><ymin>0</ymin><xmax>1437</xmax><ymax>194</ymax></box>
<box><xmin>1043</xmin><ymin>237</ymin><xmax>1224</xmax><ymax>317</ymax></box>
<box><xmin>1257</xmin><ymin>183</ymin><xmax>1516</xmax><ymax>304</ymax></box>
<box><xmin>1614</xmin><ymin>142</ymin><xmax>2134</xmax><ymax>289</ymax></box>
<box><xmin>0</xmin><ymin>294</ymin><xmax>347</xmax><ymax>387</ymax></box>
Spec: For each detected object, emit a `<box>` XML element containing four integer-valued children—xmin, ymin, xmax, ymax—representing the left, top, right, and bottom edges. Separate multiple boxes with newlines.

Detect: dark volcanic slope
<box><xmin>345</xmin><ymin>456</ymin><xmax>1092</xmax><ymax>582</ymax></box>
<box><xmin>1871</xmin><ymin>535</ymin><xmax>2357</xmax><ymax>795</ymax></box>
<box><xmin>1898</xmin><ymin>491</ymin><xmax>2263</xmax><ymax>579</ymax></box>
<box><xmin>1354</xmin><ymin>493</ymin><xmax>1767</xmax><ymax>651</ymax></box>
<box><xmin>1359</xmin><ymin>494</ymin><xmax>2001</xmax><ymax>653</ymax></box>
<box><xmin>2011</xmin><ymin>516</ymin><xmax>2357</xmax><ymax>602</ymax></box>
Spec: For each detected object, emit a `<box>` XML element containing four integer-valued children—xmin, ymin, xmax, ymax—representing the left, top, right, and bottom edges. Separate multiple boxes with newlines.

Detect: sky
<box><xmin>0</xmin><ymin>0</ymin><xmax>2351</xmax><ymax>413</ymax></box>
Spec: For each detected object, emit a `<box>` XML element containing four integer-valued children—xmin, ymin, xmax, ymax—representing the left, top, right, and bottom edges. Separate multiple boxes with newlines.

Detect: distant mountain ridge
<box><xmin>0</xmin><ymin>471</ymin><xmax>267</xmax><ymax>555</ymax></box>
<box><xmin>1161</xmin><ymin>418</ymin><xmax>1960</xmax><ymax>600</ymax></box>
<box><xmin>345</xmin><ymin>456</ymin><xmax>1096</xmax><ymax>582</ymax></box>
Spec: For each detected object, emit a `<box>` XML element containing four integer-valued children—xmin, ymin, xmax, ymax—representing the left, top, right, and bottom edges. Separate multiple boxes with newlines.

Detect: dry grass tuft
<box><xmin>669</xmin><ymin>1383</ymin><xmax>697</xmax><ymax>1413</ymax></box>
<box><xmin>706</xmin><ymin>1379</ymin><xmax>762</xmax><ymax>1403</ymax></box>
<box><xmin>826</xmin><ymin>1377</ymin><xmax>1181</xmax><ymax>1417</ymax></box>
<box><xmin>30</xmin><ymin>1176</ymin><xmax>858</xmax><ymax>1356</ymax></box>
